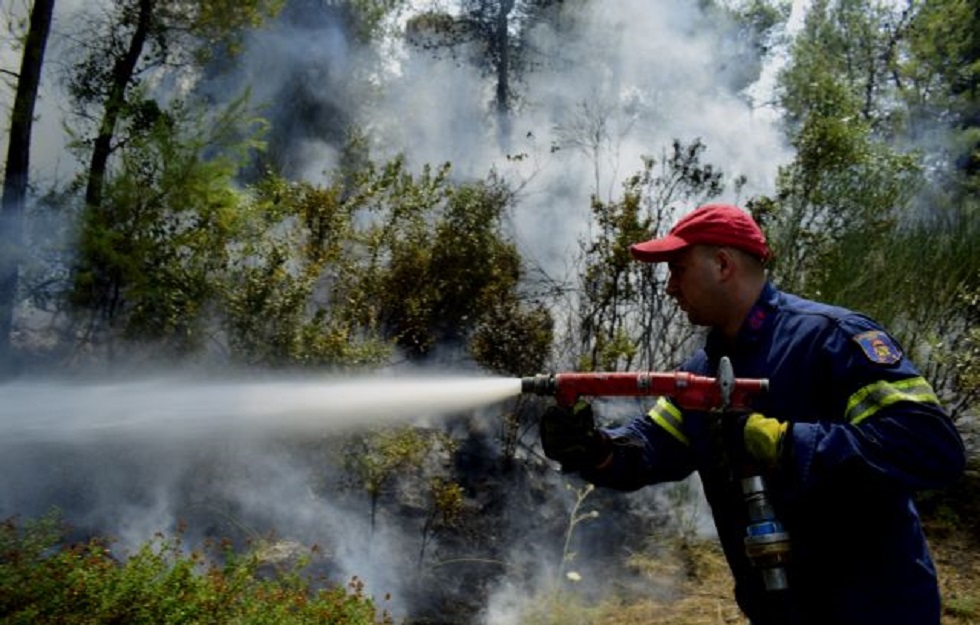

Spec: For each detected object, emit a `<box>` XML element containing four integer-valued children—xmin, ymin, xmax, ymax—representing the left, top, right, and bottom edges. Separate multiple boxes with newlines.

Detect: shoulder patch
<box><xmin>853</xmin><ymin>330</ymin><xmax>903</xmax><ymax>365</ymax></box>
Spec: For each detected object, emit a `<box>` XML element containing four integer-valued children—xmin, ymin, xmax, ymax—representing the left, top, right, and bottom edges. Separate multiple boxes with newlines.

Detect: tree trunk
<box><xmin>0</xmin><ymin>0</ymin><xmax>56</xmax><ymax>370</ymax></box>
<box><xmin>84</xmin><ymin>0</ymin><xmax>155</xmax><ymax>211</ymax></box>
<box><xmin>494</xmin><ymin>0</ymin><xmax>514</xmax><ymax>151</ymax></box>
<box><xmin>79</xmin><ymin>0</ymin><xmax>154</xmax><ymax>326</ymax></box>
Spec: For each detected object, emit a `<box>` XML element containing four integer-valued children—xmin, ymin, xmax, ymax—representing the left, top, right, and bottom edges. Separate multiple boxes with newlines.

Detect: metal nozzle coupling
<box><xmin>521</xmin><ymin>374</ymin><xmax>556</xmax><ymax>397</ymax></box>
<box><xmin>742</xmin><ymin>475</ymin><xmax>792</xmax><ymax>591</ymax></box>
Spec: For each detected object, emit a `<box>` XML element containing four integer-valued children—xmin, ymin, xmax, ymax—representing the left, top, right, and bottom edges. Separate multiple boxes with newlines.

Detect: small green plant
<box><xmin>556</xmin><ymin>482</ymin><xmax>600</xmax><ymax>589</ymax></box>
<box><xmin>0</xmin><ymin>511</ymin><xmax>393</xmax><ymax>625</ymax></box>
<box><xmin>418</xmin><ymin>477</ymin><xmax>464</xmax><ymax>569</ymax></box>
<box><xmin>520</xmin><ymin>482</ymin><xmax>602</xmax><ymax>625</ymax></box>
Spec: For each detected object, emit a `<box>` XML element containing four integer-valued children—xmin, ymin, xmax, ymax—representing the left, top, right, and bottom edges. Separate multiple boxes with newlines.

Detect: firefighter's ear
<box><xmin>713</xmin><ymin>246</ymin><xmax>736</xmax><ymax>278</ymax></box>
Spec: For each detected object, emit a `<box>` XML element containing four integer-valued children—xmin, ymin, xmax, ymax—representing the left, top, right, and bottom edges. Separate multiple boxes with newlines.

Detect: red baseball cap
<box><xmin>629</xmin><ymin>203</ymin><xmax>770</xmax><ymax>263</ymax></box>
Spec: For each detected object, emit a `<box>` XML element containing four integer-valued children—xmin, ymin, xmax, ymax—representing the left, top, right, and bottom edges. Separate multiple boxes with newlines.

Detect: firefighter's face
<box><xmin>666</xmin><ymin>246</ymin><xmax>726</xmax><ymax>327</ymax></box>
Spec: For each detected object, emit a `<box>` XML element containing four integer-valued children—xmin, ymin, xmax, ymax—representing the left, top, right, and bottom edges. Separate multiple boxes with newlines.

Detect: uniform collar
<box><xmin>705</xmin><ymin>282</ymin><xmax>778</xmax><ymax>357</ymax></box>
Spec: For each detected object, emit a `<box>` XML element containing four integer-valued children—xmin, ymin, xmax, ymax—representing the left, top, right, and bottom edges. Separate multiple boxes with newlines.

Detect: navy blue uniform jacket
<box><xmin>583</xmin><ymin>283</ymin><xmax>965</xmax><ymax>625</ymax></box>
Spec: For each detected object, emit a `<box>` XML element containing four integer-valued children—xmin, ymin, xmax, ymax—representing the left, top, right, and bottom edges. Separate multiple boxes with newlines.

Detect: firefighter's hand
<box><xmin>539</xmin><ymin>400</ymin><xmax>611</xmax><ymax>472</ymax></box>
<box><xmin>741</xmin><ymin>413</ymin><xmax>789</xmax><ymax>469</ymax></box>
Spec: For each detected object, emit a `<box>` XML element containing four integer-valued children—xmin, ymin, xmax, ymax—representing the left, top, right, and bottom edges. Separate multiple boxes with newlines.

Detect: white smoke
<box><xmin>2</xmin><ymin>0</ymin><xmax>793</xmax><ymax>277</ymax></box>
<box><xmin>371</xmin><ymin>0</ymin><xmax>791</xmax><ymax>279</ymax></box>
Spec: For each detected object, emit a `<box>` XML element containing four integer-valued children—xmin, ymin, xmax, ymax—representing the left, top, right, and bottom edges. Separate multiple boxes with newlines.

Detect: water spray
<box><xmin>0</xmin><ymin>374</ymin><xmax>523</xmax><ymax>444</ymax></box>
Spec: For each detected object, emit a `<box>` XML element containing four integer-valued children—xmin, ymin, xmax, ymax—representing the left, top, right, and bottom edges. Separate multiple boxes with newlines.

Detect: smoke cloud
<box><xmin>200</xmin><ymin>0</ymin><xmax>791</xmax><ymax>281</ymax></box>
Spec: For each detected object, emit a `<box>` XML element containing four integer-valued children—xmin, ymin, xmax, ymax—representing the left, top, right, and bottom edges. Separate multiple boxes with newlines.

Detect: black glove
<box><xmin>539</xmin><ymin>400</ymin><xmax>610</xmax><ymax>472</ymax></box>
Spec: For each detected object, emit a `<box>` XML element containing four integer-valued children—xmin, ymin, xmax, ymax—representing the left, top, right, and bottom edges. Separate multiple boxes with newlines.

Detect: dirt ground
<box><xmin>592</xmin><ymin>495</ymin><xmax>980</xmax><ymax>625</ymax></box>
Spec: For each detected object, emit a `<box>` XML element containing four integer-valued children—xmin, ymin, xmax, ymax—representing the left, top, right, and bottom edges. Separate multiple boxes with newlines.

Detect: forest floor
<box><xmin>584</xmin><ymin>468</ymin><xmax>980</xmax><ymax>625</ymax></box>
<box><xmin>582</xmin><ymin>523</ymin><xmax>980</xmax><ymax>625</ymax></box>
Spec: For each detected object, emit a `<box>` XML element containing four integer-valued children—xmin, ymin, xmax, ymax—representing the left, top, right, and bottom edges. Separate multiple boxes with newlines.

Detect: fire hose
<box><xmin>522</xmin><ymin>357</ymin><xmax>793</xmax><ymax>597</ymax></box>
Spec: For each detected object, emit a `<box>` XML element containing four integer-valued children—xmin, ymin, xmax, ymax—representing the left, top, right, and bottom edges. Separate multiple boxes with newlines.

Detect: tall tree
<box><xmin>406</xmin><ymin>0</ymin><xmax>562</xmax><ymax>150</ymax></box>
<box><xmin>463</xmin><ymin>0</ymin><xmax>517</xmax><ymax>148</ymax></box>
<box><xmin>765</xmin><ymin>0</ymin><xmax>922</xmax><ymax>294</ymax></box>
<box><xmin>902</xmin><ymin>0</ymin><xmax>980</xmax><ymax>189</ymax></box>
<box><xmin>763</xmin><ymin>0</ymin><xmax>980</xmax><ymax>416</ymax></box>
<box><xmin>71</xmin><ymin>97</ymin><xmax>268</xmax><ymax>358</ymax></box>
<box><xmin>80</xmin><ymin>0</ymin><xmax>153</xmax><ymax>214</ymax></box>
<box><xmin>67</xmin><ymin>0</ymin><xmax>282</xmax><ymax>334</ymax></box>
<box><xmin>897</xmin><ymin>0</ymin><xmax>980</xmax><ymax>416</ymax></box>
<box><xmin>0</xmin><ymin>0</ymin><xmax>55</xmax><ymax>370</ymax></box>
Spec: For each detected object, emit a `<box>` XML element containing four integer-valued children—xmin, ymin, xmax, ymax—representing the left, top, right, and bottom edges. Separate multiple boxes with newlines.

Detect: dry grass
<box><xmin>592</xmin><ymin>539</ymin><xmax>743</xmax><ymax>625</ymax></box>
<box><xmin>933</xmin><ymin>529</ymin><xmax>980</xmax><ymax>624</ymax></box>
<box><xmin>929</xmin><ymin>467</ymin><xmax>980</xmax><ymax>625</ymax></box>
<box><xmin>579</xmin><ymin>523</ymin><xmax>980</xmax><ymax>625</ymax></box>
<box><xmin>518</xmin><ymin>470</ymin><xmax>980</xmax><ymax>625</ymax></box>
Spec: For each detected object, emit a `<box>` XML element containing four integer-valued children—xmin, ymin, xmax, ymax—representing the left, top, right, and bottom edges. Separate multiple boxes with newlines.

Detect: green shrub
<box><xmin>0</xmin><ymin>512</ymin><xmax>393</xmax><ymax>625</ymax></box>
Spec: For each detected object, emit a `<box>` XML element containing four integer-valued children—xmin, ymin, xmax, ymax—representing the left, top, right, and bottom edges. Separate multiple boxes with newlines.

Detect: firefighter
<box><xmin>540</xmin><ymin>203</ymin><xmax>966</xmax><ymax>625</ymax></box>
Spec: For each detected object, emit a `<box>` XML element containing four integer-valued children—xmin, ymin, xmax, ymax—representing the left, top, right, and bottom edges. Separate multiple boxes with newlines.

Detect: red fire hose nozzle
<box><xmin>521</xmin><ymin>363</ymin><xmax>767</xmax><ymax>412</ymax></box>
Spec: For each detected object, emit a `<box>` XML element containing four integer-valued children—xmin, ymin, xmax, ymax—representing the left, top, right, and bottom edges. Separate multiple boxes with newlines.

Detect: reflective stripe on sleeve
<box><xmin>648</xmin><ymin>397</ymin><xmax>689</xmax><ymax>446</ymax></box>
<box><xmin>845</xmin><ymin>376</ymin><xmax>941</xmax><ymax>425</ymax></box>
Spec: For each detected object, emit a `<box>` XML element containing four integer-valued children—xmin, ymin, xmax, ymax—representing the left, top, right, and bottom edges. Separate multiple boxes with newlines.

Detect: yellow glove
<box><xmin>742</xmin><ymin>413</ymin><xmax>788</xmax><ymax>468</ymax></box>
